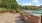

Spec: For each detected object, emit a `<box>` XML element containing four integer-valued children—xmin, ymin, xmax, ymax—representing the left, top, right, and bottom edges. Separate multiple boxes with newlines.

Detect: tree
<box><xmin>0</xmin><ymin>0</ymin><xmax>2</xmax><ymax>7</ymax></box>
<box><xmin>1</xmin><ymin>0</ymin><xmax>18</xmax><ymax>10</ymax></box>
<box><xmin>39</xmin><ymin>5</ymin><xmax>42</xmax><ymax>8</ymax></box>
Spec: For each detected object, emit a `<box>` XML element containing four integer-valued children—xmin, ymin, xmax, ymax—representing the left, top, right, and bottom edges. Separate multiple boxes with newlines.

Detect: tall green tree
<box><xmin>1</xmin><ymin>0</ymin><xmax>18</xmax><ymax>10</ymax></box>
<box><xmin>0</xmin><ymin>0</ymin><xmax>2</xmax><ymax>7</ymax></box>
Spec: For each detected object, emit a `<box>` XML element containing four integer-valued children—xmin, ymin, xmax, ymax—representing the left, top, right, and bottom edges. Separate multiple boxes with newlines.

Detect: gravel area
<box><xmin>0</xmin><ymin>12</ymin><xmax>25</xmax><ymax>23</ymax></box>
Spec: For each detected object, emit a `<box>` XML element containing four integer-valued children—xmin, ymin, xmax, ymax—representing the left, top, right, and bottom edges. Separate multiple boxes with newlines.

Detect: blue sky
<box><xmin>16</xmin><ymin>0</ymin><xmax>42</xmax><ymax>6</ymax></box>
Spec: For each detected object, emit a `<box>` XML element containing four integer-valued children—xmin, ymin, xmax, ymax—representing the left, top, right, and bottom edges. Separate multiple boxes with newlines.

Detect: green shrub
<box><xmin>0</xmin><ymin>8</ymin><xmax>8</xmax><ymax>13</ymax></box>
<box><xmin>16</xmin><ymin>9</ymin><xmax>23</xmax><ymax>14</ymax></box>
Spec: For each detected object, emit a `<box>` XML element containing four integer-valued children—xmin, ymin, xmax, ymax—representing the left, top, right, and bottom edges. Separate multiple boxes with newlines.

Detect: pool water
<box><xmin>22</xmin><ymin>10</ymin><xmax>42</xmax><ymax>14</ymax></box>
<box><xmin>32</xmin><ymin>10</ymin><xmax>42</xmax><ymax>14</ymax></box>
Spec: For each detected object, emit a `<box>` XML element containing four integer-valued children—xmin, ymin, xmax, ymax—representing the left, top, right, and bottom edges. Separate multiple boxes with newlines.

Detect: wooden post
<box><xmin>20</xmin><ymin>13</ymin><xmax>25</xmax><ymax>21</ymax></box>
<box><xmin>13</xmin><ymin>10</ymin><xmax>16</xmax><ymax>14</ymax></box>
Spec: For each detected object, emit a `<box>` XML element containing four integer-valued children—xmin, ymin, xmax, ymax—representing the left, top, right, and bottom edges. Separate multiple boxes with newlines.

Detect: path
<box><xmin>0</xmin><ymin>12</ymin><xmax>25</xmax><ymax>23</ymax></box>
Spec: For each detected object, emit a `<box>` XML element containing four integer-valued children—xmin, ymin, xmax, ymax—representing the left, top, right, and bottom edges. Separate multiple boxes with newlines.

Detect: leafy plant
<box><xmin>0</xmin><ymin>8</ymin><xmax>8</xmax><ymax>13</ymax></box>
<box><xmin>16</xmin><ymin>9</ymin><xmax>23</xmax><ymax>14</ymax></box>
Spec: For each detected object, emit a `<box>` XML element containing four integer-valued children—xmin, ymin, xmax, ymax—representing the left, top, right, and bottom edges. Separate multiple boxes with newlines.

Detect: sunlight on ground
<box><xmin>0</xmin><ymin>12</ymin><xmax>25</xmax><ymax>23</ymax></box>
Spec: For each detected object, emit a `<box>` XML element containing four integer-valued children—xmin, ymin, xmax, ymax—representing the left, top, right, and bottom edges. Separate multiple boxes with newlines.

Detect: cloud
<box><xmin>32</xmin><ymin>0</ymin><xmax>39</xmax><ymax>3</ymax></box>
<box><xmin>16</xmin><ymin>0</ymin><xmax>19</xmax><ymax>1</ymax></box>
<box><xmin>17</xmin><ymin>0</ymin><xmax>40</xmax><ymax>6</ymax></box>
<box><xmin>21</xmin><ymin>3</ymin><xmax>32</xmax><ymax>6</ymax></box>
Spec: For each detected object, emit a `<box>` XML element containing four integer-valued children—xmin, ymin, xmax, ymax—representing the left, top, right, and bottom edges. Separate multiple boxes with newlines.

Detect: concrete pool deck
<box><xmin>0</xmin><ymin>12</ymin><xmax>25</xmax><ymax>23</ymax></box>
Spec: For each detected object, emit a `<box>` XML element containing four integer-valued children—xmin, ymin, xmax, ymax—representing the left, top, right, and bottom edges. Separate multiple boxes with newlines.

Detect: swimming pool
<box><xmin>22</xmin><ymin>10</ymin><xmax>42</xmax><ymax>14</ymax></box>
<box><xmin>32</xmin><ymin>10</ymin><xmax>42</xmax><ymax>14</ymax></box>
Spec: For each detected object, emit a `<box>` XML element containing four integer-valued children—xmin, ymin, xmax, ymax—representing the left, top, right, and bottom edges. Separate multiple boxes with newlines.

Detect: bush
<box><xmin>0</xmin><ymin>8</ymin><xmax>8</xmax><ymax>13</ymax></box>
<box><xmin>16</xmin><ymin>9</ymin><xmax>23</xmax><ymax>14</ymax></box>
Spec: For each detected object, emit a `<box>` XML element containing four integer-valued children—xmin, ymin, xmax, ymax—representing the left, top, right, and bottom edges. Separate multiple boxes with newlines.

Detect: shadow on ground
<box><xmin>15</xmin><ymin>16</ymin><xmax>26</xmax><ymax>23</ymax></box>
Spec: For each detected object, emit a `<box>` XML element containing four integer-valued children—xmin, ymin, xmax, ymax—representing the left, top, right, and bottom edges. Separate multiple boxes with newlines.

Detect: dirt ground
<box><xmin>0</xmin><ymin>12</ymin><xmax>25</xmax><ymax>23</ymax></box>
